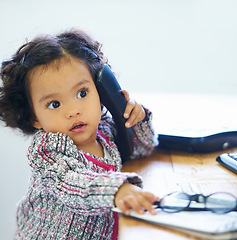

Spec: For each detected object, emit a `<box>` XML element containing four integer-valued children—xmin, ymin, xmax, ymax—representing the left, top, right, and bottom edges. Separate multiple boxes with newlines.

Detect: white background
<box><xmin>0</xmin><ymin>0</ymin><xmax>237</xmax><ymax>239</ymax></box>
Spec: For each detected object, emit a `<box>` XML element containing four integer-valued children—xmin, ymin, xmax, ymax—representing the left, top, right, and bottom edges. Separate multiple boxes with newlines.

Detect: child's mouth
<box><xmin>70</xmin><ymin>122</ymin><xmax>87</xmax><ymax>133</ymax></box>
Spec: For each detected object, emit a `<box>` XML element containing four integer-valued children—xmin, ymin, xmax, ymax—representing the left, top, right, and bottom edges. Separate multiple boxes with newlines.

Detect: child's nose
<box><xmin>66</xmin><ymin>103</ymin><xmax>81</xmax><ymax>118</ymax></box>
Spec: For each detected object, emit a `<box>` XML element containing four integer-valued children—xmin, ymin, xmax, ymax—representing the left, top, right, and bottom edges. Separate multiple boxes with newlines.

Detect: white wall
<box><xmin>1</xmin><ymin>0</ymin><xmax>237</xmax><ymax>239</ymax></box>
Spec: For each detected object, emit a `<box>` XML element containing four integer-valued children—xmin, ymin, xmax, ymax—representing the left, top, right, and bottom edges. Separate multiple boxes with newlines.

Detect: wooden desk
<box><xmin>119</xmin><ymin>148</ymin><xmax>237</xmax><ymax>240</ymax></box>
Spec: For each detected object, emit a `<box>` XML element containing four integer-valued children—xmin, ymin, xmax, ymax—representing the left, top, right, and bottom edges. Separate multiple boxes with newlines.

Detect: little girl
<box><xmin>0</xmin><ymin>29</ymin><xmax>158</xmax><ymax>239</ymax></box>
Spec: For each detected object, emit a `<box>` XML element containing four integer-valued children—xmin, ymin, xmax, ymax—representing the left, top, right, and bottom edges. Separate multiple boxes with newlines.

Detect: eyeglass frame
<box><xmin>153</xmin><ymin>191</ymin><xmax>237</xmax><ymax>214</ymax></box>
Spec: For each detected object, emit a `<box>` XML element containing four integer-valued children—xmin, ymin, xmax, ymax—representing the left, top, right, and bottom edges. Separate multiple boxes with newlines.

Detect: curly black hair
<box><xmin>0</xmin><ymin>29</ymin><xmax>108</xmax><ymax>135</ymax></box>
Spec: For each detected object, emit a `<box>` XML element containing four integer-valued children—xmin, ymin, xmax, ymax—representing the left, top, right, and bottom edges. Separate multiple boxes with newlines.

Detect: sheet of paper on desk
<box><xmin>113</xmin><ymin>208</ymin><xmax>237</xmax><ymax>240</ymax></box>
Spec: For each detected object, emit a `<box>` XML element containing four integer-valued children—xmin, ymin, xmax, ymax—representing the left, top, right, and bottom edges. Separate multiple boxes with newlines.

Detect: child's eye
<box><xmin>48</xmin><ymin>101</ymin><xmax>61</xmax><ymax>109</ymax></box>
<box><xmin>77</xmin><ymin>89</ymin><xmax>88</xmax><ymax>99</ymax></box>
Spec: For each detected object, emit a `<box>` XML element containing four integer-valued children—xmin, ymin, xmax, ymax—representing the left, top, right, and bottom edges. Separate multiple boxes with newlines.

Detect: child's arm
<box><xmin>28</xmin><ymin>131</ymin><xmax>144</xmax><ymax>214</ymax></box>
<box><xmin>99</xmin><ymin>89</ymin><xmax>155</xmax><ymax>159</ymax></box>
<box><xmin>115</xmin><ymin>182</ymin><xmax>158</xmax><ymax>215</ymax></box>
<box><xmin>122</xmin><ymin>90</ymin><xmax>156</xmax><ymax>159</ymax></box>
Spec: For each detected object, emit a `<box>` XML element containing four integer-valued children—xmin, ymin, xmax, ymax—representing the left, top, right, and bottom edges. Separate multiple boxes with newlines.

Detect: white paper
<box><xmin>113</xmin><ymin>208</ymin><xmax>237</xmax><ymax>239</ymax></box>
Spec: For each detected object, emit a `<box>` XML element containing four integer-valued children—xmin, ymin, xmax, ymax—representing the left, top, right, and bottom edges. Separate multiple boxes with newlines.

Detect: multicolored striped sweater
<box><xmin>15</xmin><ymin>109</ymin><xmax>155</xmax><ymax>239</ymax></box>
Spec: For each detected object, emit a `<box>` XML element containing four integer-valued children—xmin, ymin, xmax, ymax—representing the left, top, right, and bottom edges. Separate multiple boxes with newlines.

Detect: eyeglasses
<box><xmin>153</xmin><ymin>192</ymin><xmax>237</xmax><ymax>214</ymax></box>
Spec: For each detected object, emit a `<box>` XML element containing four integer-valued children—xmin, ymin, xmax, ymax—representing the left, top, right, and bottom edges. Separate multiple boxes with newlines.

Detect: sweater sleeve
<box><xmin>99</xmin><ymin>107</ymin><xmax>155</xmax><ymax>160</ymax></box>
<box><xmin>28</xmin><ymin>131</ymin><xmax>142</xmax><ymax>214</ymax></box>
<box><xmin>130</xmin><ymin>107</ymin><xmax>156</xmax><ymax>159</ymax></box>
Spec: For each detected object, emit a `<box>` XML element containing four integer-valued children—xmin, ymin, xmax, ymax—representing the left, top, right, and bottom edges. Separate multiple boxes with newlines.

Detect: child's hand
<box><xmin>115</xmin><ymin>182</ymin><xmax>158</xmax><ymax>215</ymax></box>
<box><xmin>122</xmin><ymin>90</ymin><xmax>146</xmax><ymax>128</ymax></box>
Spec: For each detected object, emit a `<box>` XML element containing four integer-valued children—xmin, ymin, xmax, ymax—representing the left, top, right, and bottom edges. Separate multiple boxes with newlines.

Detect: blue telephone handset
<box><xmin>95</xmin><ymin>65</ymin><xmax>134</xmax><ymax>162</ymax></box>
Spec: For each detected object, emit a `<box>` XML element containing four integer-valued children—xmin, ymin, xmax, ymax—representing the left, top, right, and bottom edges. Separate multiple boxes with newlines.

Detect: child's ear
<box><xmin>32</xmin><ymin>118</ymin><xmax>42</xmax><ymax>130</ymax></box>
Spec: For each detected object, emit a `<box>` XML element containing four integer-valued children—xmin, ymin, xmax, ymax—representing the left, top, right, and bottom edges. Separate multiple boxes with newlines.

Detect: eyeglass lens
<box><xmin>159</xmin><ymin>192</ymin><xmax>190</xmax><ymax>213</ymax></box>
<box><xmin>206</xmin><ymin>192</ymin><xmax>236</xmax><ymax>213</ymax></box>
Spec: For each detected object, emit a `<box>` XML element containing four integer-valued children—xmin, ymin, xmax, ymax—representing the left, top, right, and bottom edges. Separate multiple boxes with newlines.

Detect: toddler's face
<box><xmin>29</xmin><ymin>57</ymin><xmax>102</xmax><ymax>149</ymax></box>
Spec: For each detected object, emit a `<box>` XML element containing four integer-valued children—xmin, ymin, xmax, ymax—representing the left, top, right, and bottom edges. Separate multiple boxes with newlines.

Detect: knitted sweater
<box><xmin>15</xmin><ymin>109</ymin><xmax>155</xmax><ymax>240</ymax></box>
